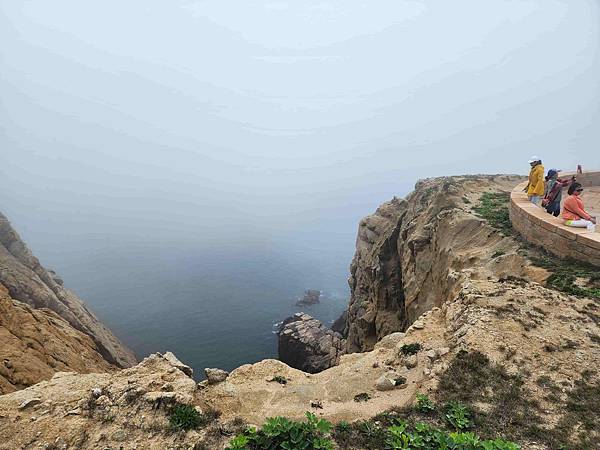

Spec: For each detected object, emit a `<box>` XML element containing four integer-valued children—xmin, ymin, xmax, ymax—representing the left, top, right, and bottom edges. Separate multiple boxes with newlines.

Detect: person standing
<box><xmin>542</xmin><ymin>169</ymin><xmax>573</xmax><ymax>217</ymax></box>
<box><xmin>525</xmin><ymin>156</ymin><xmax>544</xmax><ymax>205</ymax></box>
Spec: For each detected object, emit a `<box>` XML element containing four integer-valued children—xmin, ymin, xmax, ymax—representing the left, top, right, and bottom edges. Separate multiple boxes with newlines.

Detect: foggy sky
<box><xmin>1</xmin><ymin>0</ymin><xmax>599</xmax><ymax>277</ymax></box>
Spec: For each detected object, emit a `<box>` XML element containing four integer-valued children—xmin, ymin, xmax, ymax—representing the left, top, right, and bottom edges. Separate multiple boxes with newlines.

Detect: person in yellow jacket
<box><xmin>524</xmin><ymin>156</ymin><xmax>544</xmax><ymax>205</ymax></box>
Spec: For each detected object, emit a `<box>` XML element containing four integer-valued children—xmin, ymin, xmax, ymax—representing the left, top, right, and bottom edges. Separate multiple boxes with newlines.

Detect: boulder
<box><xmin>205</xmin><ymin>368</ymin><xmax>229</xmax><ymax>384</ymax></box>
<box><xmin>375</xmin><ymin>376</ymin><xmax>396</xmax><ymax>391</ymax></box>
<box><xmin>277</xmin><ymin>313</ymin><xmax>346</xmax><ymax>373</ymax></box>
<box><xmin>162</xmin><ymin>352</ymin><xmax>193</xmax><ymax>378</ymax></box>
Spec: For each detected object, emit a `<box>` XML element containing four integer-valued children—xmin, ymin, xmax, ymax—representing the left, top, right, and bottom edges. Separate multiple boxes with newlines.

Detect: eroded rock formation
<box><xmin>0</xmin><ymin>284</ymin><xmax>114</xmax><ymax>395</ymax></box>
<box><xmin>345</xmin><ymin>175</ymin><xmax>531</xmax><ymax>352</ymax></box>
<box><xmin>278</xmin><ymin>313</ymin><xmax>345</xmax><ymax>373</ymax></box>
<box><xmin>0</xmin><ymin>212</ymin><xmax>136</xmax><ymax>368</ymax></box>
<box><xmin>2</xmin><ymin>175</ymin><xmax>599</xmax><ymax>449</ymax></box>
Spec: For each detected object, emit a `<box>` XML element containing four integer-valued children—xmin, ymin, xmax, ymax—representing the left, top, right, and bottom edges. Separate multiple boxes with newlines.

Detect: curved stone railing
<box><xmin>509</xmin><ymin>171</ymin><xmax>600</xmax><ymax>266</ymax></box>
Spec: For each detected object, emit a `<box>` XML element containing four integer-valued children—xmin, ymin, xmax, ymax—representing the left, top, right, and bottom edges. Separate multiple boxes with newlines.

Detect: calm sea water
<box><xmin>55</xmin><ymin>240</ymin><xmax>350</xmax><ymax>377</ymax></box>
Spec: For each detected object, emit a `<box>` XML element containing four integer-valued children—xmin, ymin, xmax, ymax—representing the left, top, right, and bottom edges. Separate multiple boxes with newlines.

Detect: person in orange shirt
<box><xmin>562</xmin><ymin>182</ymin><xmax>597</xmax><ymax>228</ymax></box>
<box><xmin>524</xmin><ymin>156</ymin><xmax>544</xmax><ymax>205</ymax></box>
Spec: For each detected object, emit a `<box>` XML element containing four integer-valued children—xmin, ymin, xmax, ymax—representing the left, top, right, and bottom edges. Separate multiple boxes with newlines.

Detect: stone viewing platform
<box><xmin>509</xmin><ymin>171</ymin><xmax>600</xmax><ymax>266</ymax></box>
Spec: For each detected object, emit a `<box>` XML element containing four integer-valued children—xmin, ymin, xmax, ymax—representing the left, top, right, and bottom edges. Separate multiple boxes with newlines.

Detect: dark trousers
<box><xmin>545</xmin><ymin>200</ymin><xmax>561</xmax><ymax>217</ymax></box>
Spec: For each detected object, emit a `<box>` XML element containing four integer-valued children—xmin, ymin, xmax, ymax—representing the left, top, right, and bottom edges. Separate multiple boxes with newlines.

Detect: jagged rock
<box><xmin>343</xmin><ymin>175</ymin><xmax>531</xmax><ymax>354</ymax></box>
<box><xmin>0</xmin><ymin>285</ymin><xmax>114</xmax><ymax>395</ymax></box>
<box><xmin>295</xmin><ymin>290</ymin><xmax>321</xmax><ymax>306</ymax></box>
<box><xmin>331</xmin><ymin>310</ymin><xmax>347</xmax><ymax>335</ymax></box>
<box><xmin>0</xmin><ymin>212</ymin><xmax>136</xmax><ymax>369</ymax></box>
<box><xmin>1</xmin><ymin>175</ymin><xmax>598</xmax><ymax>448</ymax></box>
<box><xmin>19</xmin><ymin>398</ymin><xmax>42</xmax><ymax>410</ymax></box>
<box><xmin>162</xmin><ymin>352</ymin><xmax>193</xmax><ymax>377</ymax></box>
<box><xmin>205</xmin><ymin>368</ymin><xmax>229</xmax><ymax>384</ymax></box>
<box><xmin>277</xmin><ymin>313</ymin><xmax>346</xmax><ymax>373</ymax></box>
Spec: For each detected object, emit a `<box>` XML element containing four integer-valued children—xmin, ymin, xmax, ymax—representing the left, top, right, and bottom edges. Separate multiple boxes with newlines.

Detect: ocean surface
<box><xmin>47</xmin><ymin>240</ymin><xmax>351</xmax><ymax>377</ymax></box>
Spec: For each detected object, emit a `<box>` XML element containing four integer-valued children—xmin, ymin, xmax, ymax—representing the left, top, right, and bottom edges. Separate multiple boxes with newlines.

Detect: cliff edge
<box><xmin>0</xmin><ymin>212</ymin><xmax>136</xmax><ymax>368</ymax></box>
<box><xmin>1</xmin><ymin>176</ymin><xmax>599</xmax><ymax>449</ymax></box>
<box><xmin>0</xmin><ymin>284</ymin><xmax>114</xmax><ymax>395</ymax></box>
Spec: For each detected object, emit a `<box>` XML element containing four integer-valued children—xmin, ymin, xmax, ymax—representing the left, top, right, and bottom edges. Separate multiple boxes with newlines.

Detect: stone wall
<box><xmin>509</xmin><ymin>171</ymin><xmax>600</xmax><ymax>266</ymax></box>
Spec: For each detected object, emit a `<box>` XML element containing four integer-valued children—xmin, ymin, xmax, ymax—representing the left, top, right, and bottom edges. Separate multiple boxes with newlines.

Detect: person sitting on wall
<box><xmin>542</xmin><ymin>169</ymin><xmax>574</xmax><ymax>217</ymax></box>
<box><xmin>562</xmin><ymin>182</ymin><xmax>596</xmax><ymax>228</ymax></box>
<box><xmin>524</xmin><ymin>156</ymin><xmax>544</xmax><ymax>205</ymax></box>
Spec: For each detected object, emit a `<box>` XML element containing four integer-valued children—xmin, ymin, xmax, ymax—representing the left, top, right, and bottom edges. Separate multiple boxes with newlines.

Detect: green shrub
<box><xmin>269</xmin><ymin>376</ymin><xmax>288</xmax><ymax>385</ymax></box>
<box><xmin>400</xmin><ymin>343</ymin><xmax>422</xmax><ymax>355</ymax></box>
<box><xmin>445</xmin><ymin>401</ymin><xmax>473</xmax><ymax>430</ymax></box>
<box><xmin>169</xmin><ymin>404</ymin><xmax>202</xmax><ymax>431</ymax></box>
<box><xmin>226</xmin><ymin>412</ymin><xmax>333</xmax><ymax>450</ymax></box>
<box><xmin>354</xmin><ymin>392</ymin><xmax>371</xmax><ymax>402</ymax></box>
<box><xmin>334</xmin><ymin>420</ymin><xmax>351</xmax><ymax>433</ymax></box>
<box><xmin>415</xmin><ymin>393</ymin><xmax>436</xmax><ymax>413</ymax></box>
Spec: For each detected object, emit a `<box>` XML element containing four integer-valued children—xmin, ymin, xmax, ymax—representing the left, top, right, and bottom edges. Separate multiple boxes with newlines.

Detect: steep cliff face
<box><xmin>0</xmin><ymin>284</ymin><xmax>114</xmax><ymax>395</ymax></box>
<box><xmin>1</xmin><ymin>175</ymin><xmax>599</xmax><ymax>449</ymax></box>
<box><xmin>0</xmin><ymin>212</ymin><xmax>136</xmax><ymax>368</ymax></box>
<box><xmin>344</xmin><ymin>175</ymin><xmax>530</xmax><ymax>352</ymax></box>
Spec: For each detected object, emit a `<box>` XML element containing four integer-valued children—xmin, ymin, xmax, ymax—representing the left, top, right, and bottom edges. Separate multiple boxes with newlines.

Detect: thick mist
<box><xmin>1</xmin><ymin>1</ymin><xmax>599</xmax><ymax>371</ymax></box>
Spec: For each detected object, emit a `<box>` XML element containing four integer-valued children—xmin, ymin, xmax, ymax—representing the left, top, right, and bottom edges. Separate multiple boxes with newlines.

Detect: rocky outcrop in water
<box><xmin>277</xmin><ymin>313</ymin><xmax>345</xmax><ymax>373</ymax></box>
<box><xmin>0</xmin><ymin>284</ymin><xmax>114</xmax><ymax>394</ymax></box>
<box><xmin>295</xmin><ymin>289</ymin><xmax>321</xmax><ymax>306</ymax></box>
<box><xmin>0</xmin><ymin>212</ymin><xmax>136</xmax><ymax>368</ymax></box>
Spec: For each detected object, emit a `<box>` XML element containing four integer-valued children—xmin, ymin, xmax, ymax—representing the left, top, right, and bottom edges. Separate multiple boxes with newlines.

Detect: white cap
<box><xmin>528</xmin><ymin>155</ymin><xmax>541</xmax><ymax>163</ymax></box>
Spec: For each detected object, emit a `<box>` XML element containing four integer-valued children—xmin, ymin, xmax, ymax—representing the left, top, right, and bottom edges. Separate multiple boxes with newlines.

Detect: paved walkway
<box><xmin>584</xmin><ymin>186</ymin><xmax>600</xmax><ymax>218</ymax></box>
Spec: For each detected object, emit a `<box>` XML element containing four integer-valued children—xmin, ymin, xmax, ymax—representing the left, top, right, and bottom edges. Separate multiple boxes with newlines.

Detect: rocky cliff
<box><xmin>1</xmin><ymin>176</ymin><xmax>599</xmax><ymax>449</ymax></box>
<box><xmin>344</xmin><ymin>175</ymin><xmax>534</xmax><ymax>352</ymax></box>
<box><xmin>278</xmin><ymin>313</ymin><xmax>345</xmax><ymax>373</ymax></box>
<box><xmin>0</xmin><ymin>212</ymin><xmax>136</xmax><ymax>368</ymax></box>
<box><xmin>0</xmin><ymin>284</ymin><xmax>114</xmax><ymax>395</ymax></box>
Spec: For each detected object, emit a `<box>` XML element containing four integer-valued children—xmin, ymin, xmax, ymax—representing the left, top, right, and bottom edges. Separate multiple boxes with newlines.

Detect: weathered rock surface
<box><xmin>344</xmin><ymin>175</ymin><xmax>532</xmax><ymax>352</ymax></box>
<box><xmin>0</xmin><ymin>284</ymin><xmax>114</xmax><ymax>395</ymax></box>
<box><xmin>0</xmin><ymin>212</ymin><xmax>136</xmax><ymax>368</ymax></box>
<box><xmin>295</xmin><ymin>289</ymin><xmax>321</xmax><ymax>306</ymax></box>
<box><xmin>278</xmin><ymin>313</ymin><xmax>346</xmax><ymax>373</ymax></box>
<box><xmin>205</xmin><ymin>368</ymin><xmax>229</xmax><ymax>384</ymax></box>
<box><xmin>1</xmin><ymin>175</ymin><xmax>599</xmax><ymax>449</ymax></box>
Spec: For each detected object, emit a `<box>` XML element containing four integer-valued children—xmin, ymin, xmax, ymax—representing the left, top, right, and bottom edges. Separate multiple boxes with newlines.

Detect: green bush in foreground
<box><xmin>226</xmin><ymin>412</ymin><xmax>333</xmax><ymax>450</ymax></box>
<box><xmin>168</xmin><ymin>404</ymin><xmax>201</xmax><ymax>431</ymax></box>
<box><xmin>226</xmin><ymin>412</ymin><xmax>521</xmax><ymax>449</ymax></box>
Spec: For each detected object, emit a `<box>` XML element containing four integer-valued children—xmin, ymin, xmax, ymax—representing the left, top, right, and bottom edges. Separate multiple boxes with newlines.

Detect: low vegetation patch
<box><xmin>226</xmin><ymin>412</ymin><xmax>333</xmax><ymax>450</ymax></box>
<box><xmin>169</xmin><ymin>404</ymin><xmax>202</xmax><ymax>431</ymax></box>
<box><xmin>168</xmin><ymin>404</ymin><xmax>220</xmax><ymax>432</ymax></box>
<box><xmin>353</xmin><ymin>392</ymin><xmax>371</xmax><ymax>402</ymax></box>
<box><xmin>530</xmin><ymin>256</ymin><xmax>600</xmax><ymax>299</ymax></box>
<box><xmin>268</xmin><ymin>375</ymin><xmax>288</xmax><ymax>385</ymax></box>
<box><xmin>436</xmin><ymin>350</ymin><xmax>544</xmax><ymax>443</ymax></box>
<box><xmin>227</xmin><ymin>410</ymin><xmax>521</xmax><ymax>450</ymax></box>
<box><xmin>400</xmin><ymin>343</ymin><xmax>422</xmax><ymax>355</ymax></box>
<box><xmin>472</xmin><ymin>192</ymin><xmax>512</xmax><ymax>235</ymax></box>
